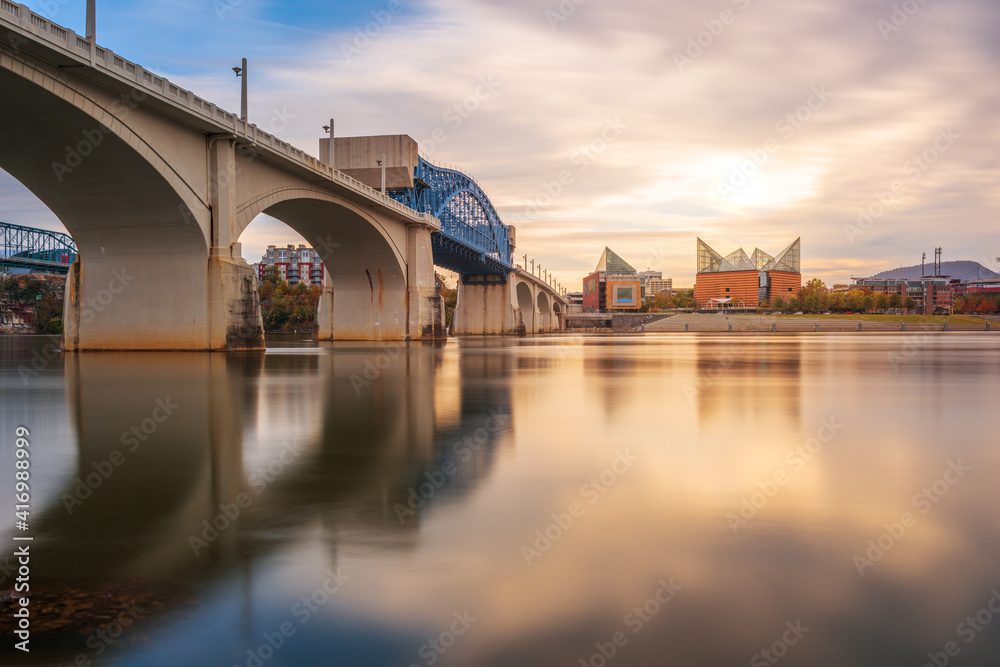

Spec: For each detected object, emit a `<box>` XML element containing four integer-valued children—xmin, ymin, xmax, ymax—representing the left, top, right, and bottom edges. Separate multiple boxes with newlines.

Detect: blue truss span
<box><xmin>1</xmin><ymin>221</ymin><xmax>77</xmax><ymax>274</ymax></box>
<box><xmin>390</xmin><ymin>157</ymin><xmax>513</xmax><ymax>276</ymax></box>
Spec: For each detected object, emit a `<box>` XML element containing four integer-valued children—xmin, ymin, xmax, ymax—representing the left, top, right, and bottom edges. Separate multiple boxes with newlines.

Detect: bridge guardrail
<box><xmin>0</xmin><ymin>2</ymin><xmax>436</xmax><ymax>228</ymax></box>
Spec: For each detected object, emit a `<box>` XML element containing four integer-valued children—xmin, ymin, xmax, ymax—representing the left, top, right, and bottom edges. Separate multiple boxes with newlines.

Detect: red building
<box><xmin>694</xmin><ymin>238</ymin><xmax>801</xmax><ymax>308</ymax></box>
<box><xmin>256</xmin><ymin>244</ymin><xmax>325</xmax><ymax>287</ymax></box>
<box><xmin>582</xmin><ymin>248</ymin><xmax>642</xmax><ymax>311</ymax></box>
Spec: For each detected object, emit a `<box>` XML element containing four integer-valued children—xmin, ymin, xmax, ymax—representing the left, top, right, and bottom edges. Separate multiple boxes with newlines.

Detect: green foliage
<box><xmin>257</xmin><ymin>272</ymin><xmax>321</xmax><ymax>333</ymax></box>
<box><xmin>0</xmin><ymin>275</ymin><xmax>64</xmax><ymax>333</ymax></box>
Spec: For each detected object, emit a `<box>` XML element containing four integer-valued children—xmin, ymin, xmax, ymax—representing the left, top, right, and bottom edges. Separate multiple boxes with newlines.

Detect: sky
<box><xmin>2</xmin><ymin>0</ymin><xmax>998</xmax><ymax>288</ymax></box>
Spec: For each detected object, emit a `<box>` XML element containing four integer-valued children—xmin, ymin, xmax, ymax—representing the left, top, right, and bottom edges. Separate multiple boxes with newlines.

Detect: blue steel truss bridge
<box><xmin>390</xmin><ymin>156</ymin><xmax>514</xmax><ymax>277</ymax></box>
<box><xmin>0</xmin><ymin>221</ymin><xmax>77</xmax><ymax>274</ymax></box>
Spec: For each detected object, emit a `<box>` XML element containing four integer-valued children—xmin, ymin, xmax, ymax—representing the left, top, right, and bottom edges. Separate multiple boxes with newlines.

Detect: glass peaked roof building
<box><xmin>595</xmin><ymin>247</ymin><xmax>638</xmax><ymax>276</ymax></box>
<box><xmin>697</xmin><ymin>238</ymin><xmax>801</xmax><ymax>274</ymax></box>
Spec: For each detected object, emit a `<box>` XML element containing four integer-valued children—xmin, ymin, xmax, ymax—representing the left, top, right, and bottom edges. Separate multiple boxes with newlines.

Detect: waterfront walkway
<box><xmin>641</xmin><ymin>313</ymin><xmax>994</xmax><ymax>333</ymax></box>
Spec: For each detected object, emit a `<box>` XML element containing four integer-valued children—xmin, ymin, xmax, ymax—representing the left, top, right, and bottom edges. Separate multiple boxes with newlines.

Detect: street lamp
<box><xmin>376</xmin><ymin>154</ymin><xmax>386</xmax><ymax>192</ymax></box>
<box><xmin>233</xmin><ymin>58</ymin><xmax>247</xmax><ymax>122</ymax></box>
<box><xmin>86</xmin><ymin>0</ymin><xmax>96</xmax><ymax>66</ymax></box>
<box><xmin>323</xmin><ymin>120</ymin><xmax>334</xmax><ymax>166</ymax></box>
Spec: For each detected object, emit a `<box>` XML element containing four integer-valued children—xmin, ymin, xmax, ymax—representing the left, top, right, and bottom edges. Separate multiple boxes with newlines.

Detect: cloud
<box><xmin>3</xmin><ymin>0</ymin><xmax>998</xmax><ymax>287</ymax></box>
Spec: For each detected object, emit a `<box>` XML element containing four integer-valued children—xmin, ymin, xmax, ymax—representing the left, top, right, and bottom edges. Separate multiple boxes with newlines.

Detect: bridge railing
<box><xmin>0</xmin><ymin>2</ymin><xmax>436</xmax><ymax>228</ymax></box>
<box><xmin>514</xmin><ymin>257</ymin><xmax>567</xmax><ymax>298</ymax></box>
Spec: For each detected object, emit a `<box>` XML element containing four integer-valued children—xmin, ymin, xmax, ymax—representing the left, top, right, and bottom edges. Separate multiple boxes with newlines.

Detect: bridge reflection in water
<box><xmin>3</xmin><ymin>335</ymin><xmax>1000</xmax><ymax>666</ymax></box>
<box><xmin>2</xmin><ymin>337</ymin><xmax>512</xmax><ymax>665</ymax></box>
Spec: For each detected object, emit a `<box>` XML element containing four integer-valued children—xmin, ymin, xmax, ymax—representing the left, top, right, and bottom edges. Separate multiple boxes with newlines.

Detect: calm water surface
<box><xmin>1</xmin><ymin>333</ymin><xmax>999</xmax><ymax>666</ymax></box>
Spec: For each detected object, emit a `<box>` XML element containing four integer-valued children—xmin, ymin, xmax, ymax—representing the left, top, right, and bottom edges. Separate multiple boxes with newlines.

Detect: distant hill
<box><xmin>869</xmin><ymin>260</ymin><xmax>998</xmax><ymax>282</ymax></box>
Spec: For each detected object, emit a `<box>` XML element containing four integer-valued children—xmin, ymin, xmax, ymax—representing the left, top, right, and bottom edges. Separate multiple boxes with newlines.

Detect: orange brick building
<box><xmin>694</xmin><ymin>238</ymin><xmax>801</xmax><ymax>308</ymax></box>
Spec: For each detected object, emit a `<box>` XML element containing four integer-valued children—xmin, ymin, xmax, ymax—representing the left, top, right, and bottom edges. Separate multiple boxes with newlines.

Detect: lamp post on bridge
<box><xmin>322</xmin><ymin>121</ymin><xmax>335</xmax><ymax>167</ymax></box>
<box><xmin>376</xmin><ymin>155</ymin><xmax>386</xmax><ymax>193</ymax></box>
<box><xmin>233</xmin><ymin>58</ymin><xmax>248</xmax><ymax>122</ymax></box>
<box><xmin>86</xmin><ymin>0</ymin><xmax>96</xmax><ymax>66</ymax></box>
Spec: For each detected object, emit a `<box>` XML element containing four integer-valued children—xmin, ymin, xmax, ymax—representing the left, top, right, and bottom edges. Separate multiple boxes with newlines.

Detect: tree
<box><xmin>888</xmin><ymin>292</ymin><xmax>902</xmax><ymax>309</ymax></box>
<box><xmin>876</xmin><ymin>293</ymin><xmax>889</xmax><ymax>311</ymax></box>
<box><xmin>829</xmin><ymin>292</ymin><xmax>845</xmax><ymax>312</ymax></box>
<box><xmin>787</xmin><ymin>296</ymin><xmax>800</xmax><ymax>312</ymax></box>
<box><xmin>654</xmin><ymin>292</ymin><xmax>672</xmax><ymax>310</ymax></box>
<box><xmin>772</xmin><ymin>295</ymin><xmax>785</xmax><ymax>311</ymax></box>
<box><xmin>904</xmin><ymin>297</ymin><xmax>916</xmax><ymax>313</ymax></box>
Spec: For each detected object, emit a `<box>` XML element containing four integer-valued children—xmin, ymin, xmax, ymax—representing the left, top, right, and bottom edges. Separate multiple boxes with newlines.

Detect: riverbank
<box><xmin>641</xmin><ymin>313</ymin><xmax>994</xmax><ymax>333</ymax></box>
<box><xmin>0</xmin><ymin>273</ymin><xmax>64</xmax><ymax>334</ymax></box>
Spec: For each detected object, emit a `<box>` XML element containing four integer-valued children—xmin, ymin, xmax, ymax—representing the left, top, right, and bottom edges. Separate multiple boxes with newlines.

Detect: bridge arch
<box><xmin>537</xmin><ymin>291</ymin><xmax>551</xmax><ymax>331</ymax></box>
<box><xmin>236</xmin><ymin>187</ymin><xmax>409</xmax><ymax>340</ymax></box>
<box><xmin>0</xmin><ymin>54</ymin><xmax>216</xmax><ymax>349</ymax></box>
<box><xmin>515</xmin><ymin>281</ymin><xmax>534</xmax><ymax>333</ymax></box>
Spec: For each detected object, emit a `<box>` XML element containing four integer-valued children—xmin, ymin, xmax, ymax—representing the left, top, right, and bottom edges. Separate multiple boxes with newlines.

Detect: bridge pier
<box><xmin>314</xmin><ymin>225</ymin><xmax>444</xmax><ymax>341</ymax></box>
<box><xmin>451</xmin><ymin>274</ymin><xmax>523</xmax><ymax>335</ymax></box>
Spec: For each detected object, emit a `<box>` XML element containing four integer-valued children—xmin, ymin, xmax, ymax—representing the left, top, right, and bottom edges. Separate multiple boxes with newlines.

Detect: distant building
<box><xmin>256</xmin><ymin>244</ymin><xmax>325</xmax><ymax>287</ymax></box>
<box><xmin>645</xmin><ymin>277</ymin><xmax>673</xmax><ymax>297</ymax></box>
<box><xmin>953</xmin><ymin>278</ymin><xmax>1000</xmax><ymax>295</ymax></box>
<box><xmin>851</xmin><ymin>275</ymin><xmax>952</xmax><ymax>314</ymax></box>
<box><xmin>694</xmin><ymin>238</ymin><xmax>801</xmax><ymax>309</ymax></box>
<box><xmin>582</xmin><ymin>247</ymin><xmax>642</xmax><ymax>311</ymax></box>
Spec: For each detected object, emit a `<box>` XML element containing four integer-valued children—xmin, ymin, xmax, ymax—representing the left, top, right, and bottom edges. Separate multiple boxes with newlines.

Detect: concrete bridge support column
<box><xmin>207</xmin><ymin>136</ymin><xmax>265</xmax><ymax>350</ymax></box>
<box><xmin>406</xmin><ymin>225</ymin><xmax>446</xmax><ymax>340</ymax></box>
<box><xmin>315</xmin><ymin>273</ymin><xmax>335</xmax><ymax>340</ymax></box>
<box><xmin>314</xmin><ymin>225</ymin><xmax>443</xmax><ymax>341</ymax></box>
<box><xmin>452</xmin><ymin>273</ymin><xmax>522</xmax><ymax>335</ymax></box>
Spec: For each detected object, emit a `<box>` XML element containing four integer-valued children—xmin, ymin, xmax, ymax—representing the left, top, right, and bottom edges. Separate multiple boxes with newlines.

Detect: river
<box><xmin>1</xmin><ymin>333</ymin><xmax>999</xmax><ymax>666</ymax></box>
